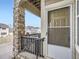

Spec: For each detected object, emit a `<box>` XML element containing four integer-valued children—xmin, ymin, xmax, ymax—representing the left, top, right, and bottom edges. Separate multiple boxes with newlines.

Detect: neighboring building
<box><xmin>9</xmin><ymin>27</ymin><xmax>13</xmax><ymax>35</ymax></box>
<box><xmin>25</xmin><ymin>26</ymin><xmax>41</xmax><ymax>34</ymax></box>
<box><xmin>0</xmin><ymin>23</ymin><xmax>9</xmax><ymax>37</ymax></box>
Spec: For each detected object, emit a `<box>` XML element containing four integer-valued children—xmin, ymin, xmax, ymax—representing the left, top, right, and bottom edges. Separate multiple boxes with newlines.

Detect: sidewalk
<box><xmin>0</xmin><ymin>42</ymin><xmax>13</xmax><ymax>59</ymax></box>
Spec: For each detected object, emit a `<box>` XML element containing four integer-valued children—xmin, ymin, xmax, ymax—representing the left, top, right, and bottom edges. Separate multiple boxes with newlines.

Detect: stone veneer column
<box><xmin>13</xmin><ymin>0</ymin><xmax>25</xmax><ymax>59</ymax></box>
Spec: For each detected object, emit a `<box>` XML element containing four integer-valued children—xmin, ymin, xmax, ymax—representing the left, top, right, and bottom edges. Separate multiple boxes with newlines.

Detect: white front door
<box><xmin>47</xmin><ymin>6</ymin><xmax>72</xmax><ymax>59</ymax></box>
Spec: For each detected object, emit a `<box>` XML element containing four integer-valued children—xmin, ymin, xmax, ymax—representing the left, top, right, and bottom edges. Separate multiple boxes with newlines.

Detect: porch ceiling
<box><xmin>28</xmin><ymin>0</ymin><xmax>41</xmax><ymax>10</ymax></box>
<box><xmin>20</xmin><ymin>0</ymin><xmax>41</xmax><ymax>17</ymax></box>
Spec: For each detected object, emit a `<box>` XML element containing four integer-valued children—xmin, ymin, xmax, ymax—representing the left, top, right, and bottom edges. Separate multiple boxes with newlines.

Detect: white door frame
<box><xmin>45</xmin><ymin>0</ymin><xmax>74</xmax><ymax>59</ymax></box>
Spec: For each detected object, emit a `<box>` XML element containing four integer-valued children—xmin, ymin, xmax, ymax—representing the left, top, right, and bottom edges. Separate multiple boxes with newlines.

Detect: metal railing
<box><xmin>21</xmin><ymin>36</ymin><xmax>44</xmax><ymax>59</ymax></box>
<box><xmin>25</xmin><ymin>33</ymin><xmax>41</xmax><ymax>38</ymax></box>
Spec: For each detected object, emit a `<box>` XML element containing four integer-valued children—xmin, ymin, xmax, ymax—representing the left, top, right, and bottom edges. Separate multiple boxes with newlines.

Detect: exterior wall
<box><xmin>0</xmin><ymin>28</ymin><xmax>9</xmax><ymax>37</ymax></box>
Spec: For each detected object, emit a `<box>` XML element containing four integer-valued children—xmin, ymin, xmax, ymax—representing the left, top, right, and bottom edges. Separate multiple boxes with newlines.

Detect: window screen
<box><xmin>48</xmin><ymin>7</ymin><xmax>70</xmax><ymax>47</ymax></box>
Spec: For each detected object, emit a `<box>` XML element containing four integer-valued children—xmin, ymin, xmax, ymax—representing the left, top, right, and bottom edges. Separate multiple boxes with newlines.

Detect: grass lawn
<box><xmin>0</xmin><ymin>35</ymin><xmax>13</xmax><ymax>44</ymax></box>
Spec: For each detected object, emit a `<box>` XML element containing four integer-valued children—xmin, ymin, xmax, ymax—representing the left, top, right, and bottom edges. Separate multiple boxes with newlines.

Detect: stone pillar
<box><xmin>13</xmin><ymin>0</ymin><xmax>25</xmax><ymax>59</ymax></box>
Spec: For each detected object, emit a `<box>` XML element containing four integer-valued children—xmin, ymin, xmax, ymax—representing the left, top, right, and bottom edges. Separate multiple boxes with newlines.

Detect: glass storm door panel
<box><xmin>48</xmin><ymin>7</ymin><xmax>72</xmax><ymax>59</ymax></box>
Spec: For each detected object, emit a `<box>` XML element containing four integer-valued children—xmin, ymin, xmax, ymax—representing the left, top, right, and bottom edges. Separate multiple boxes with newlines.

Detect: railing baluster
<box><xmin>31</xmin><ymin>38</ymin><xmax>32</xmax><ymax>52</ymax></box>
<box><xmin>21</xmin><ymin>35</ymin><xmax>44</xmax><ymax>58</ymax></box>
<box><xmin>34</xmin><ymin>39</ymin><xmax>35</xmax><ymax>54</ymax></box>
<box><xmin>42</xmin><ymin>39</ymin><xmax>43</xmax><ymax>56</ymax></box>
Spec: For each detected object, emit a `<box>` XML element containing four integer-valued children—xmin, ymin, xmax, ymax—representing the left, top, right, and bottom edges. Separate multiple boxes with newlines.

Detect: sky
<box><xmin>0</xmin><ymin>0</ymin><xmax>41</xmax><ymax>28</ymax></box>
<box><xmin>25</xmin><ymin>11</ymin><xmax>41</xmax><ymax>27</ymax></box>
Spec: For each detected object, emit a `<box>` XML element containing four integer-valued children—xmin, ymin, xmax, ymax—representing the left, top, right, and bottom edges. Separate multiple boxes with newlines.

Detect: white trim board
<box><xmin>45</xmin><ymin>0</ymin><xmax>73</xmax><ymax>11</ymax></box>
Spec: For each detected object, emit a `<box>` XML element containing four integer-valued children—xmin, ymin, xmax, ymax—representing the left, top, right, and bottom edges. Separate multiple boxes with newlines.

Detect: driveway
<box><xmin>0</xmin><ymin>42</ymin><xmax>13</xmax><ymax>59</ymax></box>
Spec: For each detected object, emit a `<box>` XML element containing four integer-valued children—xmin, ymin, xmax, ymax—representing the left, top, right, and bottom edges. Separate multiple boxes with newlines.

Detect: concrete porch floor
<box><xmin>18</xmin><ymin>52</ymin><xmax>54</xmax><ymax>59</ymax></box>
<box><xmin>0</xmin><ymin>42</ymin><xmax>54</xmax><ymax>59</ymax></box>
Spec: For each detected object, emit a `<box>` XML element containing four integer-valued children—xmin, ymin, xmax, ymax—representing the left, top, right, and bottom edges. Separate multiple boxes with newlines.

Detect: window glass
<box><xmin>48</xmin><ymin>7</ymin><xmax>70</xmax><ymax>27</ymax></box>
<box><xmin>2</xmin><ymin>28</ymin><xmax>6</xmax><ymax>30</ymax></box>
<box><xmin>1</xmin><ymin>32</ymin><xmax>7</xmax><ymax>35</ymax></box>
<box><xmin>48</xmin><ymin>7</ymin><xmax>70</xmax><ymax>47</ymax></box>
<box><xmin>48</xmin><ymin>28</ymin><xmax>70</xmax><ymax>47</ymax></box>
